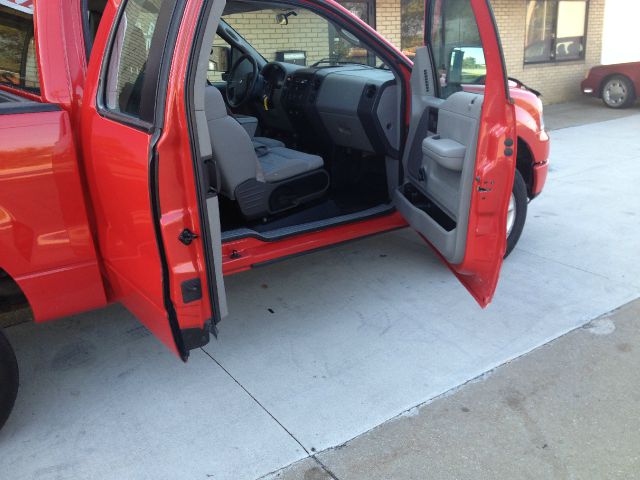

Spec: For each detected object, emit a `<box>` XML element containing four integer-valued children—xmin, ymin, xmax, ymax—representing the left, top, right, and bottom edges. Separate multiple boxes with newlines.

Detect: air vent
<box><xmin>423</xmin><ymin>69</ymin><xmax>430</xmax><ymax>93</ymax></box>
<box><xmin>365</xmin><ymin>84</ymin><xmax>377</xmax><ymax>98</ymax></box>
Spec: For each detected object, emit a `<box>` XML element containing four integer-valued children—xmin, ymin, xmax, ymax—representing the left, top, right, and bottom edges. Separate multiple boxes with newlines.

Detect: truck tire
<box><xmin>0</xmin><ymin>328</ymin><xmax>18</xmax><ymax>431</ymax></box>
<box><xmin>505</xmin><ymin>170</ymin><xmax>527</xmax><ymax>258</ymax></box>
<box><xmin>602</xmin><ymin>75</ymin><xmax>636</xmax><ymax>109</ymax></box>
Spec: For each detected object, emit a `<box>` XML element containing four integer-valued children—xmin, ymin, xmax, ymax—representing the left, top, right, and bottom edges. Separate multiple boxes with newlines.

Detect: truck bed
<box><xmin>0</xmin><ymin>90</ymin><xmax>58</xmax><ymax>114</ymax></box>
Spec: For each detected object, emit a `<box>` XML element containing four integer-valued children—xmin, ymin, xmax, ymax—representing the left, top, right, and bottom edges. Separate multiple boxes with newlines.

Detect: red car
<box><xmin>0</xmin><ymin>0</ymin><xmax>548</xmax><ymax>429</ymax></box>
<box><xmin>582</xmin><ymin>62</ymin><xmax>640</xmax><ymax>108</ymax></box>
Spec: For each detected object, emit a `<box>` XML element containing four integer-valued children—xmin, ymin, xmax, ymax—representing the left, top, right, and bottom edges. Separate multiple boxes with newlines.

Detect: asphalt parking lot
<box><xmin>1</xmin><ymin>100</ymin><xmax>639</xmax><ymax>480</ymax></box>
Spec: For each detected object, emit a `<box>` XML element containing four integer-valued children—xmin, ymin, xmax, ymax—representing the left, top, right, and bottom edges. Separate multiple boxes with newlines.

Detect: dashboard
<box><xmin>259</xmin><ymin>62</ymin><xmax>400</xmax><ymax>156</ymax></box>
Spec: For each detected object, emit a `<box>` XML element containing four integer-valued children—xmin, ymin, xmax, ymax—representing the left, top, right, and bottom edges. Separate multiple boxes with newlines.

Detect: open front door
<box><xmin>394</xmin><ymin>0</ymin><xmax>516</xmax><ymax>307</ymax></box>
<box><xmin>81</xmin><ymin>0</ymin><xmax>226</xmax><ymax>359</ymax></box>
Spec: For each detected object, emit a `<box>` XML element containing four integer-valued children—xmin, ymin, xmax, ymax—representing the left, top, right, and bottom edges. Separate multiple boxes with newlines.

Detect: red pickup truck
<box><xmin>0</xmin><ymin>0</ymin><xmax>548</xmax><ymax>429</ymax></box>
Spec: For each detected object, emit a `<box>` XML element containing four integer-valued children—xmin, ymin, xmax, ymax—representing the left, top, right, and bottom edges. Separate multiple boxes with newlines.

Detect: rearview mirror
<box><xmin>275</xmin><ymin>11</ymin><xmax>297</xmax><ymax>25</ymax></box>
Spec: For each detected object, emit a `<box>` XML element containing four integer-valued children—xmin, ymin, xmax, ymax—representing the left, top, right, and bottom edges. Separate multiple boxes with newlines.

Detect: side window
<box><xmin>0</xmin><ymin>5</ymin><xmax>40</xmax><ymax>93</ymax></box>
<box><xmin>429</xmin><ymin>0</ymin><xmax>485</xmax><ymax>99</ymax></box>
<box><xmin>207</xmin><ymin>35</ymin><xmax>231</xmax><ymax>84</ymax></box>
<box><xmin>104</xmin><ymin>0</ymin><xmax>162</xmax><ymax>117</ymax></box>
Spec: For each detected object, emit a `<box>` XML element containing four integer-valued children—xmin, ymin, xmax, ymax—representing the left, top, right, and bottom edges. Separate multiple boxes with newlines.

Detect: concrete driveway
<box><xmin>1</xmin><ymin>110</ymin><xmax>639</xmax><ymax>480</ymax></box>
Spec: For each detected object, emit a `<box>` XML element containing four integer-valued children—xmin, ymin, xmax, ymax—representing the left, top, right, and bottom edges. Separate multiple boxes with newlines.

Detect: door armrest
<box><xmin>422</xmin><ymin>135</ymin><xmax>466</xmax><ymax>171</ymax></box>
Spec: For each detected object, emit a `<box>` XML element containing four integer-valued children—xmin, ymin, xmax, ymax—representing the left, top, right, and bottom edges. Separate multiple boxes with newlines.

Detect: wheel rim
<box><xmin>506</xmin><ymin>192</ymin><xmax>516</xmax><ymax>237</ymax></box>
<box><xmin>604</xmin><ymin>80</ymin><xmax>627</xmax><ymax>106</ymax></box>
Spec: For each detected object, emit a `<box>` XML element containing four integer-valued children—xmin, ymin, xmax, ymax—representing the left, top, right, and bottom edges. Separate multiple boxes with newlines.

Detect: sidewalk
<box><xmin>543</xmin><ymin>97</ymin><xmax>640</xmax><ymax>130</ymax></box>
<box><xmin>276</xmin><ymin>298</ymin><xmax>640</xmax><ymax>480</ymax></box>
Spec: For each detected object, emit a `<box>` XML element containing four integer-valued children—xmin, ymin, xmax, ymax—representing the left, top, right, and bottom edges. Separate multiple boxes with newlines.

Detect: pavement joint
<box><xmin>311</xmin><ymin>455</ymin><xmax>341</xmax><ymax>480</ymax></box>
<box><xmin>272</xmin><ymin>299</ymin><xmax>640</xmax><ymax>478</ymax></box>
<box><xmin>200</xmin><ymin>347</ymin><xmax>311</xmax><ymax>456</ymax></box>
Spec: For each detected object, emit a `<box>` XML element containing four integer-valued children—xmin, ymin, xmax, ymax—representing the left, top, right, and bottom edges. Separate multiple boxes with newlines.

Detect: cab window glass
<box><xmin>208</xmin><ymin>34</ymin><xmax>231</xmax><ymax>83</ymax></box>
<box><xmin>104</xmin><ymin>0</ymin><xmax>162</xmax><ymax>117</ymax></box>
<box><xmin>0</xmin><ymin>5</ymin><xmax>40</xmax><ymax>93</ymax></box>
<box><xmin>429</xmin><ymin>0</ymin><xmax>484</xmax><ymax>99</ymax></box>
<box><xmin>222</xmin><ymin>8</ymin><xmax>380</xmax><ymax>67</ymax></box>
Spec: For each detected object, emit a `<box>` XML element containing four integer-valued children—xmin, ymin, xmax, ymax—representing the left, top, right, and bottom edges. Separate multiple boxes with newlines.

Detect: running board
<box><xmin>222</xmin><ymin>203</ymin><xmax>395</xmax><ymax>242</ymax></box>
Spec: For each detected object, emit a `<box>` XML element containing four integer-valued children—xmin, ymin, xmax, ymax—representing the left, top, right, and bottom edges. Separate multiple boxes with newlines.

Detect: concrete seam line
<box><xmin>200</xmin><ymin>347</ymin><xmax>311</xmax><ymax>456</ymax></box>
<box><xmin>280</xmin><ymin>297</ymin><xmax>640</xmax><ymax>467</ymax></box>
<box><xmin>312</xmin><ymin>455</ymin><xmax>341</xmax><ymax>480</ymax></box>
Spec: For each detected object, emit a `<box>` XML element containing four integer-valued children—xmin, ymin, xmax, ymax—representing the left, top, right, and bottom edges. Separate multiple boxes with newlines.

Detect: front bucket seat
<box><xmin>204</xmin><ymin>87</ymin><xmax>329</xmax><ymax>219</ymax></box>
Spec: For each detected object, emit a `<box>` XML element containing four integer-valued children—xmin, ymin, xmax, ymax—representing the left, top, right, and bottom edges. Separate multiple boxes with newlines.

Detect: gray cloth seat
<box><xmin>252</xmin><ymin>137</ymin><xmax>285</xmax><ymax>149</ymax></box>
<box><xmin>204</xmin><ymin>86</ymin><xmax>327</xmax><ymax>217</ymax></box>
<box><xmin>257</xmin><ymin>146</ymin><xmax>324</xmax><ymax>182</ymax></box>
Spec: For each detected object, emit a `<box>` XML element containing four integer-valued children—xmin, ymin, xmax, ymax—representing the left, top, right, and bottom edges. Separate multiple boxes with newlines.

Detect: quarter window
<box><xmin>524</xmin><ymin>0</ymin><xmax>588</xmax><ymax>64</ymax></box>
<box><xmin>104</xmin><ymin>0</ymin><xmax>162</xmax><ymax>117</ymax></box>
<box><xmin>0</xmin><ymin>5</ymin><xmax>39</xmax><ymax>93</ymax></box>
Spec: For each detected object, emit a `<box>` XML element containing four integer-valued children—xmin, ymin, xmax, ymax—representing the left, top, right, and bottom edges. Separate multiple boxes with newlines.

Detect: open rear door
<box><xmin>80</xmin><ymin>0</ymin><xmax>226</xmax><ymax>359</ymax></box>
<box><xmin>394</xmin><ymin>0</ymin><xmax>516</xmax><ymax>307</ymax></box>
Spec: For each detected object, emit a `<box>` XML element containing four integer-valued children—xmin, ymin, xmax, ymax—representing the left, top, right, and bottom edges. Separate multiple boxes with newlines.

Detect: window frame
<box><xmin>523</xmin><ymin>0</ymin><xmax>589</xmax><ymax>66</ymax></box>
<box><xmin>96</xmin><ymin>0</ymin><xmax>185</xmax><ymax>132</ymax></box>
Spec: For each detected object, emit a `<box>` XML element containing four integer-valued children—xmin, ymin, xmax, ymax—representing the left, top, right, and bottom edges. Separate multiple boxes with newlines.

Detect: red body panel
<box><xmin>463</xmin><ymin>83</ymin><xmax>549</xmax><ymax>197</ymax></box>
<box><xmin>581</xmin><ymin>62</ymin><xmax>640</xmax><ymax>98</ymax></box>
<box><xmin>79</xmin><ymin>0</ymin><xmax>217</xmax><ymax>357</ymax></box>
<box><xmin>159</xmin><ymin>0</ymin><xmax>218</xmax><ymax>336</ymax></box>
<box><xmin>511</xmin><ymin>88</ymin><xmax>549</xmax><ymax>197</ymax></box>
<box><xmin>0</xmin><ymin>110</ymin><xmax>106</xmax><ymax>320</ymax></box>
<box><xmin>80</xmin><ymin>0</ymin><xmax>180</xmax><ymax>351</ymax></box>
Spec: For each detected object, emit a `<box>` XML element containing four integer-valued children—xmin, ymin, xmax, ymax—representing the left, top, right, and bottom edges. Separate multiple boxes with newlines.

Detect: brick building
<box><xmin>224</xmin><ymin>0</ymin><xmax>604</xmax><ymax>104</ymax></box>
<box><xmin>373</xmin><ymin>0</ymin><xmax>603</xmax><ymax>104</ymax></box>
<box><xmin>480</xmin><ymin>0</ymin><xmax>603</xmax><ymax>104</ymax></box>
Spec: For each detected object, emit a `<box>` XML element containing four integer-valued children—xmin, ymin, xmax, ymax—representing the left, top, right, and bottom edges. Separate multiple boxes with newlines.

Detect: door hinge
<box><xmin>178</xmin><ymin>229</ymin><xmax>199</xmax><ymax>245</ymax></box>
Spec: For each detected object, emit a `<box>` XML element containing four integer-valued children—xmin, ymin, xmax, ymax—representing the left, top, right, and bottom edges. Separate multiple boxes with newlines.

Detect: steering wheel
<box><xmin>226</xmin><ymin>54</ymin><xmax>259</xmax><ymax>108</ymax></box>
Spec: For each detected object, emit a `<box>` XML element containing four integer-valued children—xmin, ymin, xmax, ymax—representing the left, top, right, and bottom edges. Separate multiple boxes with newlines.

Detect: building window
<box><xmin>524</xmin><ymin>0</ymin><xmax>588</xmax><ymax>64</ymax></box>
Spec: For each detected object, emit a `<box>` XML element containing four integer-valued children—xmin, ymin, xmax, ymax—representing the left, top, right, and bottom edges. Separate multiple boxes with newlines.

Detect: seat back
<box><xmin>204</xmin><ymin>87</ymin><xmax>258</xmax><ymax>199</ymax></box>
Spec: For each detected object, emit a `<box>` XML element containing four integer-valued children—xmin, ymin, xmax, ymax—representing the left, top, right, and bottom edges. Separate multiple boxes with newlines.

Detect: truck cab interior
<box><xmin>198</xmin><ymin>1</ymin><xmax>401</xmax><ymax>241</ymax></box>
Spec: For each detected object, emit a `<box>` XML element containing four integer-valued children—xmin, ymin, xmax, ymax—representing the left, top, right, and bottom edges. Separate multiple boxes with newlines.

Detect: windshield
<box><xmin>221</xmin><ymin>5</ymin><xmax>380</xmax><ymax>67</ymax></box>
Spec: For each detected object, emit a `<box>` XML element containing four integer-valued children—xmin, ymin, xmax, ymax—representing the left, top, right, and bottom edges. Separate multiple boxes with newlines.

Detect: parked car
<box><xmin>0</xmin><ymin>0</ymin><xmax>549</xmax><ymax>430</ymax></box>
<box><xmin>582</xmin><ymin>62</ymin><xmax>640</xmax><ymax>108</ymax></box>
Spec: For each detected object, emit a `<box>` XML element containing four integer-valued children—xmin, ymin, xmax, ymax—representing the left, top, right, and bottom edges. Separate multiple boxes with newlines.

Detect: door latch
<box><xmin>178</xmin><ymin>229</ymin><xmax>199</xmax><ymax>245</ymax></box>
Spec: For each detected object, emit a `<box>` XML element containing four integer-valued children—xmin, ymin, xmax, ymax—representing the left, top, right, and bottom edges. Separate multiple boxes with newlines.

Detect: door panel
<box><xmin>80</xmin><ymin>0</ymin><xmax>217</xmax><ymax>359</ymax></box>
<box><xmin>395</xmin><ymin>0</ymin><xmax>516</xmax><ymax>307</ymax></box>
<box><xmin>395</xmin><ymin>71</ymin><xmax>483</xmax><ymax>264</ymax></box>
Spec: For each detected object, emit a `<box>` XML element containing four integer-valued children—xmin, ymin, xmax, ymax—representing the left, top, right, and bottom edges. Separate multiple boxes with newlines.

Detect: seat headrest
<box><xmin>205</xmin><ymin>86</ymin><xmax>229</xmax><ymax>120</ymax></box>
